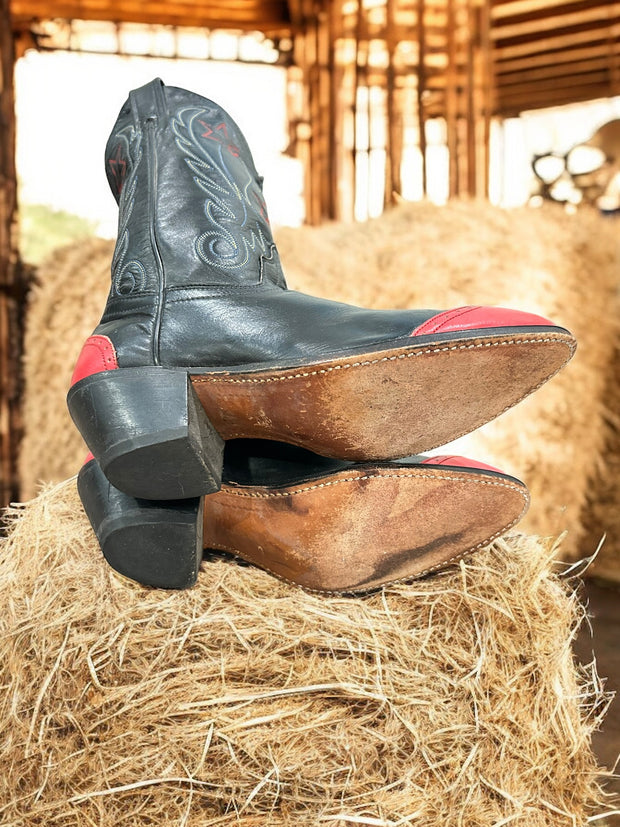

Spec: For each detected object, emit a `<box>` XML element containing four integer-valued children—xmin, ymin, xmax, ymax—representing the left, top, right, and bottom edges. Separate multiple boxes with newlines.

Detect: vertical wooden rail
<box><xmin>353</xmin><ymin>0</ymin><xmax>370</xmax><ymax>220</ymax></box>
<box><xmin>314</xmin><ymin>7</ymin><xmax>334</xmax><ymax>221</ymax></box>
<box><xmin>307</xmin><ymin>20</ymin><xmax>322</xmax><ymax>224</ymax></box>
<box><xmin>479</xmin><ymin>0</ymin><xmax>494</xmax><ymax>198</ymax></box>
<box><xmin>327</xmin><ymin>0</ymin><xmax>340</xmax><ymax>220</ymax></box>
<box><xmin>0</xmin><ymin>0</ymin><xmax>21</xmax><ymax>507</ymax></box>
<box><xmin>336</xmin><ymin>1</ymin><xmax>356</xmax><ymax>222</ymax></box>
<box><xmin>416</xmin><ymin>0</ymin><xmax>427</xmax><ymax>195</ymax></box>
<box><xmin>465</xmin><ymin>0</ymin><xmax>477</xmax><ymax>195</ymax></box>
<box><xmin>384</xmin><ymin>0</ymin><xmax>400</xmax><ymax>207</ymax></box>
<box><xmin>446</xmin><ymin>0</ymin><xmax>459</xmax><ymax>197</ymax></box>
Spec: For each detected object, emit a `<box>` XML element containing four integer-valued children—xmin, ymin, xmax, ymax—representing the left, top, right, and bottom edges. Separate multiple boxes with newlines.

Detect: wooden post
<box><xmin>353</xmin><ymin>0</ymin><xmax>367</xmax><ymax>220</ymax></box>
<box><xmin>384</xmin><ymin>0</ymin><xmax>400</xmax><ymax>207</ymax></box>
<box><xmin>416</xmin><ymin>0</ymin><xmax>427</xmax><ymax>195</ymax></box>
<box><xmin>465</xmin><ymin>0</ymin><xmax>477</xmax><ymax>196</ymax></box>
<box><xmin>479</xmin><ymin>0</ymin><xmax>490</xmax><ymax>197</ymax></box>
<box><xmin>446</xmin><ymin>0</ymin><xmax>460</xmax><ymax>197</ymax></box>
<box><xmin>0</xmin><ymin>0</ymin><xmax>25</xmax><ymax>506</ymax></box>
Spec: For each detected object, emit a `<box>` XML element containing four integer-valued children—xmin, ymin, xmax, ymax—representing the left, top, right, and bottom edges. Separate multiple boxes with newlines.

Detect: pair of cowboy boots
<box><xmin>68</xmin><ymin>79</ymin><xmax>576</xmax><ymax>593</ymax></box>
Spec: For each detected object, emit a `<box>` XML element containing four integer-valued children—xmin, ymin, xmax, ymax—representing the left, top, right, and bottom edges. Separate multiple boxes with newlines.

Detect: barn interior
<box><xmin>1</xmin><ymin>1</ymin><xmax>620</xmax><ymax>824</ymax></box>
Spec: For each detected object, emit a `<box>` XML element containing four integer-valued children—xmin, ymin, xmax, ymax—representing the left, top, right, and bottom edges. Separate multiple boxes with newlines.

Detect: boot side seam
<box><xmin>165</xmin><ymin>284</ymin><xmax>275</xmax><ymax>298</ymax></box>
<box><xmin>145</xmin><ymin>117</ymin><xmax>166</xmax><ymax>366</ymax></box>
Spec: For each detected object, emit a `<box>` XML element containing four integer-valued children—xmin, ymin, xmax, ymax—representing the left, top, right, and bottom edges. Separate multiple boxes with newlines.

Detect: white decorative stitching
<box><xmin>192</xmin><ymin>334</ymin><xmax>575</xmax><ymax>386</ymax></box>
<box><xmin>218</xmin><ymin>471</ymin><xmax>527</xmax><ymax>500</ymax></box>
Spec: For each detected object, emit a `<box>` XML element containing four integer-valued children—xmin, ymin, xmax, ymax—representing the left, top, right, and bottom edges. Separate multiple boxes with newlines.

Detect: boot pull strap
<box><xmin>129</xmin><ymin>78</ymin><xmax>167</xmax><ymax>124</ymax></box>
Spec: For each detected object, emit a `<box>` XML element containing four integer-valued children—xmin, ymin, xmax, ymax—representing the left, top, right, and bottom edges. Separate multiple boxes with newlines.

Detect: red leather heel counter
<box><xmin>71</xmin><ymin>335</ymin><xmax>119</xmax><ymax>386</ymax></box>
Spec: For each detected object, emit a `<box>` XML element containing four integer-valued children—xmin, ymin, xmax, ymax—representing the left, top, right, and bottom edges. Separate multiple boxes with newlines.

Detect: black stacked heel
<box><xmin>68</xmin><ymin>367</ymin><xmax>224</xmax><ymax>500</ymax></box>
<box><xmin>78</xmin><ymin>458</ymin><xmax>204</xmax><ymax>589</ymax></box>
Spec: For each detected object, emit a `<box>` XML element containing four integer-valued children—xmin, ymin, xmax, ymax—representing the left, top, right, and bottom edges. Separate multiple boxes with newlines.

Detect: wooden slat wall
<box><xmin>11</xmin><ymin>0</ymin><xmax>620</xmax><ymax>113</ymax></box>
<box><xmin>289</xmin><ymin>0</ymin><xmax>620</xmax><ymax>221</ymax></box>
<box><xmin>492</xmin><ymin>0</ymin><xmax>620</xmax><ymax>114</ymax></box>
<box><xmin>0</xmin><ymin>0</ymin><xmax>22</xmax><ymax>507</ymax></box>
<box><xmin>291</xmin><ymin>0</ymin><xmax>494</xmax><ymax>223</ymax></box>
<box><xmin>11</xmin><ymin>0</ymin><xmax>292</xmax><ymax>31</ymax></box>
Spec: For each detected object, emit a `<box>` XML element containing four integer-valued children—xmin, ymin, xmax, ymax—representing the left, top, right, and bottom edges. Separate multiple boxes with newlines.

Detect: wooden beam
<box><xmin>498</xmin><ymin>68</ymin><xmax>611</xmax><ymax>96</ymax></box>
<box><xmin>492</xmin><ymin>5</ymin><xmax>617</xmax><ymax>41</ymax></box>
<box><xmin>496</xmin><ymin>41</ymin><xmax>620</xmax><ymax>72</ymax></box>
<box><xmin>417</xmin><ymin>0</ymin><xmax>428</xmax><ymax>196</ymax></box>
<box><xmin>385</xmin><ymin>0</ymin><xmax>401</xmax><ymax>205</ymax></box>
<box><xmin>495</xmin><ymin>22</ymin><xmax>620</xmax><ymax>60</ymax></box>
<box><xmin>497</xmin><ymin>54</ymin><xmax>619</xmax><ymax>85</ymax></box>
<box><xmin>479</xmin><ymin>0</ymin><xmax>494</xmax><ymax>198</ymax></box>
<box><xmin>497</xmin><ymin>80</ymin><xmax>620</xmax><ymax>113</ymax></box>
<box><xmin>491</xmin><ymin>0</ymin><xmax>616</xmax><ymax>20</ymax></box>
<box><xmin>0</xmin><ymin>0</ymin><xmax>24</xmax><ymax>506</ymax></box>
<box><xmin>445</xmin><ymin>0</ymin><xmax>459</xmax><ymax>195</ymax></box>
<box><xmin>11</xmin><ymin>0</ymin><xmax>292</xmax><ymax>31</ymax></box>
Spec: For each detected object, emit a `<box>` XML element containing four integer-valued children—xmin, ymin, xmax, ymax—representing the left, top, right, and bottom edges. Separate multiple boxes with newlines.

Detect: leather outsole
<box><xmin>192</xmin><ymin>330</ymin><xmax>576</xmax><ymax>461</ymax></box>
<box><xmin>202</xmin><ymin>465</ymin><xmax>530</xmax><ymax>593</ymax></box>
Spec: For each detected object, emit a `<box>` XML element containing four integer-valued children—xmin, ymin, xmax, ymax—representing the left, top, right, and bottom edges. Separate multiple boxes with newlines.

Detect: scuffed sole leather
<box><xmin>203</xmin><ymin>463</ymin><xmax>530</xmax><ymax>593</ymax></box>
<box><xmin>78</xmin><ymin>457</ymin><xmax>529</xmax><ymax>593</ymax></box>
<box><xmin>193</xmin><ymin>328</ymin><xmax>576</xmax><ymax>461</ymax></box>
<box><xmin>69</xmin><ymin>327</ymin><xmax>574</xmax><ymax>501</ymax></box>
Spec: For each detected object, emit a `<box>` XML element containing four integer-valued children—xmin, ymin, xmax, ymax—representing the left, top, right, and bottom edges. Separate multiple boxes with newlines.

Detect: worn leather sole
<box><xmin>202</xmin><ymin>461</ymin><xmax>529</xmax><ymax>593</ymax></box>
<box><xmin>193</xmin><ymin>329</ymin><xmax>575</xmax><ymax>460</ymax></box>
<box><xmin>69</xmin><ymin>326</ymin><xmax>574</xmax><ymax>500</ymax></box>
<box><xmin>78</xmin><ymin>448</ymin><xmax>529</xmax><ymax>593</ymax></box>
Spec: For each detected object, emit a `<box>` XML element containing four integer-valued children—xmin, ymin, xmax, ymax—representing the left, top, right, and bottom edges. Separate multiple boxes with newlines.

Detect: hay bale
<box><xmin>19</xmin><ymin>237</ymin><xmax>112</xmax><ymax>498</ymax></box>
<box><xmin>0</xmin><ymin>480</ymin><xmax>611</xmax><ymax>825</ymax></box>
<box><xmin>581</xmin><ymin>340</ymin><xmax>620</xmax><ymax>583</ymax></box>
<box><xmin>19</xmin><ymin>201</ymin><xmax>620</xmax><ymax>567</ymax></box>
<box><xmin>275</xmin><ymin>201</ymin><xmax>620</xmax><ymax>562</ymax></box>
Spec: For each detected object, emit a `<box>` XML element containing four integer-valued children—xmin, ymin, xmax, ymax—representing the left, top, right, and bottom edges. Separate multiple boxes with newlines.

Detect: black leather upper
<box><xmin>98</xmin><ymin>78</ymin><xmax>440</xmax><ymax>369</ymax></box>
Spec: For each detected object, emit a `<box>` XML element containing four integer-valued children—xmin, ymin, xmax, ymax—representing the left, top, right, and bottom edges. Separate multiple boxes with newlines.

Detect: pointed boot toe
<box><xmin>68</xmin><ymin>77</ymin><xmax>575</xmax><ymax>500</ymax></box>
<box><xmin>78</xmin><ymin>442</ymin><xmax>528</xmax><ymax>593</ymax></box>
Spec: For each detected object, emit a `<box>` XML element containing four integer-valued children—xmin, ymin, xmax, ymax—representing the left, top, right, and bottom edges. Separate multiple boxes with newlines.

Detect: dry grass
<box><xmin>18</xmin><ymin>236</ymin><xmax>112</xmax><ymax>498</ymax></box>
<box><xmin>0</xmin><ymin>479</ymin><xmax>613</xmax><ymax>825</ymax></box>
<box><xmin>582</xmin><ymin>339</ymin><xmax>620</xmax><ymax>583</ymax></box>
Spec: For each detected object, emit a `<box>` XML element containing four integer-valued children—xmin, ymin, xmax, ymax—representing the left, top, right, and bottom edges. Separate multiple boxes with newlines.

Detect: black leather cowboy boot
<box><xmin>78</xmin><ymin>441</ymin><xmax>529</xmax><ymax>593</ymax></box>
<box><xmin>68</xmin><ymin>78</ymin><xmax>576</xmax><ymax>501</ymax></box>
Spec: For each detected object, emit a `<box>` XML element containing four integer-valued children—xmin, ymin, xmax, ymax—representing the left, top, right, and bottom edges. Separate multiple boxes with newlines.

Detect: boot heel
<box><xmin>78</xmin><ymin>459</ymin><xmax>204</xmax><ymax>589</ymax></box>
<box><xmin>68</xmin><ymin>367</ymin><xmax>224</xmax><ymax>500</ymax></box>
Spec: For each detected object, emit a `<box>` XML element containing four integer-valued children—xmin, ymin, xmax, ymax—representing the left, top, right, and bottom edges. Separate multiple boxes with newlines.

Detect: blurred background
<box><xmin>1</xmin><ymin>2</ymin><xmax>620</xmax><ymax>815</ymax></box>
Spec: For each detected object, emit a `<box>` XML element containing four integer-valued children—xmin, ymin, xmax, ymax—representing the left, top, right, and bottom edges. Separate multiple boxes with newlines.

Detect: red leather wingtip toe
<box><xmin>411</xmin><ymin>305</ymin><xmax>558</xmax><ymax>337</ymax></box>
<box><xmin>421</xmin><ymin>455</ymin><xmax>504</xmax><ymax>474</ymax></box>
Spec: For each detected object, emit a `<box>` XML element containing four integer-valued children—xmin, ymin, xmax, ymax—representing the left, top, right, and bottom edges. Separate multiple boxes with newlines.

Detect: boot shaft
<box><xmin>103</xmin><ymin>78</ymin><xmax>286</xmax><ymax>304</ymax></box>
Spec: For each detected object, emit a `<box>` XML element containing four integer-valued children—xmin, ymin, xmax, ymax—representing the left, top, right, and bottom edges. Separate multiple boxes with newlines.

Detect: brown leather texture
<box><xmin>202</xmin><ymin>466</ymin><xmax>529</xmax><ymax>593</ymax></box>
<box><xmin>192</xmin><ymin>332</ymin><xmax>575</xmax><ymax>460</ymax></box>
